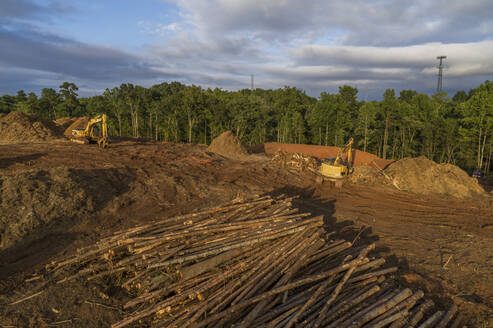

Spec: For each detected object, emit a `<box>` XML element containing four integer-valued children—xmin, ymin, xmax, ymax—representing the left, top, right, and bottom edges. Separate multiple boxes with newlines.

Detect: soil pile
<box><xmin>0</xmin><ymin>167</ymin><xmax>133</xmax><ymax>251</ymax></box>
<box><xmin>207</xmin><ymin>131</ymin><xmax>248</xmax><ymax>159</ymax></box>
<box><xmin>53</xmin><ymin>117</ymin><xmax>77</xmax><ymax>131</ymax></box>
<box><xmin>0</xmin><ymin>111</ymin><xmax>64</xmax><ymax>143</ymax></box>
<box><xmin>349</xmin><ymin>164</ymin><xmax>387</xmax><ymax>185</ymax></box>
<box><xmin>63</xmin><ymin>116</ymin><xmax>89</xmax><ymax>138</ymax></box>
<box><xmin>385</xmin><ymin>156</ymin><xmax>485</xmax><ymax>198</ymax></box>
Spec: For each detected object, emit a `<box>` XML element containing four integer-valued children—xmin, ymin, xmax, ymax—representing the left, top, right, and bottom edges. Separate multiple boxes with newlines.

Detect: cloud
<box><xmin>291</xmin><ymin>41</ymin><xmax>493</xmax><ymax>76</ymax></box>
<box><xmin>1</xmin><ymin>0</ymin><xmax>493</xmax><ymax>98</ymax></box>
<box><xmin>138</xmin><ymin>21</ymin><xmax>182</xmax><ymax>36</ymax></box>
<box><xmin>0</xmin><ymin>0</ymin><xmax>74</xmax><ymax>23</ymax></box>
<box><xmin>167</xmin><ymin>0</ymin><xmax>493</xmax><ymax>45</ymax></box>
<box><xmin>0</xmin><ymin>27</ymin><xmax>161</xmax><ymax>81</ymax></box>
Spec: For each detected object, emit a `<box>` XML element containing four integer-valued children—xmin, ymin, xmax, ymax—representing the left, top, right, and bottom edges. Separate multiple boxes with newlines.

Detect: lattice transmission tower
<box><xmin>436</xmin><ymin>56</ymin><xmax>447</xmax><ymax>93</ymax></box>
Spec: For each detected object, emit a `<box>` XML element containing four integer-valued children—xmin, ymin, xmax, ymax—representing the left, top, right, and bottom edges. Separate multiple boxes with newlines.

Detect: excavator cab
<box><xmin>320</xmin><ymin>157</ymin><xmax>351</xmax><ymax>177</ymax></box>
<box><xmin>318</xmin><ymin>137</ymin><xmax>354</xmax><ymax>186</ymax></box>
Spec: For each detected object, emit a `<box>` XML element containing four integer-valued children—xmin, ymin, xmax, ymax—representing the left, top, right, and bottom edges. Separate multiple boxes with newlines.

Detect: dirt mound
<box><xmin>63</xmin><ymin>116</ymin><xmax>89</xmax><ymax>138</ymax></box>
<box><xmin>349</xmin><ymin>165</ymin><xmax>387</xmax><ymax>185</ymax></box>
<box><xmin>254</xmin><ymin>142</ymin><xmax>393</xmax><ymax>167</ymax></box>
<box><xmin>207</xmin><ymin>131</ymin><xmax>248</xmax><ymax>159</ymax></box>
<box><xmin>0</xmin><ymin>167</ymin><xmax>134</xmax><ymax>251</ymax></box>
<box><xmin>371</xmin><ymin>158</ymin><xmax>394</xmax><ymax>170</ymax></box>
<box><xmin>385</xmin><ymin>156</ymin><xmax>485</xmax><ymax>198</ymax></box>
<box><xmin>0</xmin><ymin>111</ymin><xmax>64</xmax><ymax>143</ymax></box>
<box><xmin>54</xmin><ymin>117</ymin><xmax>77</xmax><ymax>131</ymax></box>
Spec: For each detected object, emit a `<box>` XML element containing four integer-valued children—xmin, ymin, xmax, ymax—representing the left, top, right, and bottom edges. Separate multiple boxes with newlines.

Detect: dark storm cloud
<box><xmin>1</xmin><ymin>0</ymin><xmax>49</xmax><ymax>20</ymax></box>
<box><xmin>0</xmin><ymin>0</ymin><xmax>73</xmax><ymax>22</ymax></box>
<box><xmin>0</xmin><ymin>26</ymin><xmax>162</xmax><ymax>81</ymax></box>
<box><xmin>2</xmin><ymin>0</ymin><xmax>492</xmax><ymax>98</ymax></box>
<box><xmin>0</xmin><ymin>66</ymin><xmax>54</xmax><ymax>94</ymax></box>
<box><xmin>148</xmin><ymin>32</ymin><xmax>266</xmax><ymax>65</ymax></box>
<box><xmin>151</xmin><ymin>0</ymin><xmax>491</xmax><ymax>98</ymax></box>
<box><xmin>172</xmin><ymin>0</ymin><xmax>493</xmax><ymax>46</ymax></box>
<box><xmin>0</xmin><ymin>0</ymin><xmax>168</xmax><ymax>94</ymax></box>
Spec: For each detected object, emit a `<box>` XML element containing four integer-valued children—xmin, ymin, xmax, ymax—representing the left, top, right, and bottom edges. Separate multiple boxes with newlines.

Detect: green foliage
<box><xmin>399</xmin><ymin>89</ymin><xmax>417</xmax><ymax>103</ymax></box>
<box><xmin>2</xmin><ymin>80</ymin><xmax>493</xmax><ymax>174</ymax></box>
<box><xmin>355</xmin><ymin>102</ymin><xmax>378</xmax><ymax>152</ymax></box>
<box><xmin>57</xmin><ymin>82</ymin><xmax>79</xmax><ymax>117</ymax></box>
<box><xmin>0</xmin><ymin>95</ymin><xmax>16</xmax><ymax>113</ymax></box>
<box><xmin>452</xmin><ymin>90</ymin><xmax>468</xmax><ymax>104</ymax></box>
<box><xmin>39</xmin><ymin>88</ymin><xmax>59</xmax><ymax>119</ymax></box>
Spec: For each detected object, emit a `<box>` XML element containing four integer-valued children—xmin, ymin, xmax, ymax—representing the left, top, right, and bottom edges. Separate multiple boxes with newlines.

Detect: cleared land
<box><xmin>0</xmin><ymin>117</ymin><xmax>491</xmax><ymax>327</ymax></box>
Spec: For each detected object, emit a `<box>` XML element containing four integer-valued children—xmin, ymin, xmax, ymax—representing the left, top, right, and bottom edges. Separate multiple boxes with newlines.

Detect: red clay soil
<box><xmin>253</xmin><ymin>142</ymin><xmax>394</xmax><ymax>167</ymax></box>
<box><xmin>0</xmin><ymin>140</ymin><xmax>491</xmax><ymax>326</ymax></box>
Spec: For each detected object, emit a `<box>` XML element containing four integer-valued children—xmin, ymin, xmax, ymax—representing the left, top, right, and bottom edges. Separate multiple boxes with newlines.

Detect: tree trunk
<box><xmin>149</xmin><ymin>111</ymin><xmax>152</xmax><ymax>139</ymax></box>
<box><xmin>400</xmin><ymin>128</ymin><xmax>405</xmax><ymax>159</ymax></box>
<box><xmin>155</xmin><ymin>113</ymin><xmax>158</xmax><ymax>141</ymax></box>
<box><xmin>135</xmin><ymin>111</ymin><xmax>140</xmax><ymax>138</ymax></box>
<box><xmin>325</xmin><ymin>122</ymin><xmax>328</xmax><ymax>146</ymax></box>
<box><xmin>130</xmin><ymin>112</ymin><xmax>134</xmax><ymax>137</ymax></box>
<box><xmin>480</xmin><ymin>133</ymin><xmax>487</xmax><ymax>171</ymax></box>
<box><xmin>391</xmin><ymin>134</ymin><xmax>397</xmax><ymax>160</ymax></box>
<box><xmin>478</xmin><ymin>128</ymin><xmax>483</xmax><ymax>170</ymax></box>
<box><xmin>187</xmin><ymin>114</ymin><xmax>195</xmax><ymax>144</ymax></box>
<box><xmin>382</xmin><ymin>108</ymin><xmax>390</xmax><ymax>159</ymax></box>
<box><xmin>51</xmin><ymin>104</ymin><xmax>57</xmax><ymax>120</ymax></box>
<box><xmin>188</xmin><ymin>115</ymin><xmax>191</xmax><ymax>143</ymax></box>
<box><xmin>364</xmin><ymin>116</ymin><xmax>368</xmax><ymax>152</ymax></box>
<box><xmin>204</xmin><ymin>119</ymin><xmax>207</xmax><ymax>144</ymax></box>
<box><xmin>486</xmin><ymin>140</ymin><xmax>492</xmax><ymax>174</ymax></box>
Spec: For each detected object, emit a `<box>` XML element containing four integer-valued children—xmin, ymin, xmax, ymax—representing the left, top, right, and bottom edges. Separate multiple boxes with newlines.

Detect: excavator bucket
<box><xmin>70</xmin><ymin>137</ymin><xmax>89</xmax><ymax>145</ymax></box>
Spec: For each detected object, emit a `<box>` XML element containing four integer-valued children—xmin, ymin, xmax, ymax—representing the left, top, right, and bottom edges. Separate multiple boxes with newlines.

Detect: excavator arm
<box><xmin>71</xmin><ymin>114</ymin><xmax>109</xmax><ymax>148</ymax></box>
<box><xmin>318</xmin><ymin>137</ymin><xmax>354</xmax><ymax>184</ymax></box>
<box><xmin>333</xmin><ymin>137</ymin><xmax>354</xmax><ymax>166</ymax></box>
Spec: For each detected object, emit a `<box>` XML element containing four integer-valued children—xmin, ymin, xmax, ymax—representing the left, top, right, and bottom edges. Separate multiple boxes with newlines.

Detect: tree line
<box><xmin>1</xmin><ymin>80</ymin><xmax>492</xmax><ymax>175</ymax></box>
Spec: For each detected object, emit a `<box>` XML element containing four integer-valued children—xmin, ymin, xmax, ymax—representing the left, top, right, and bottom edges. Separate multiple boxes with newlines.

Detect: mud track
<box><xmin>0</xmin><ymin>140</ymin><xmax>491</xmax><ymax>326</ymax></box>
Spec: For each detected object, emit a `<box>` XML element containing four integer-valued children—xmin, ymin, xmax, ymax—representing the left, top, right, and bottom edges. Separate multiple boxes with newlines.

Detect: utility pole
<box><xmin>436</xmin><ymin>56</ymin><xmax>446</xmax><ymax>93</ymax></box>
<box><xmin>250</xmin><ymin>74</ymin><xmax>254</xmax><ymax>90</ymax></box>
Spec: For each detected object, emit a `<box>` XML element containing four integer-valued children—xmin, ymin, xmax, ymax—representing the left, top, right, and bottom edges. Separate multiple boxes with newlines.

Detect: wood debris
<box><xmin>272</xmin><ymin>150</ymin><xmax>320</xmax><ymax>172</ymax></box>
<box><xmin>19</xmin><ymin>195</ymin><xmax>460</xmax><ymax>327</ymax></box>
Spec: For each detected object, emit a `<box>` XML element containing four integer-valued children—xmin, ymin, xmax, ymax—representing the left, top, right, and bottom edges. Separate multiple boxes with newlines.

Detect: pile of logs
<box><xmin>272</xmin><ymin>150</ymin><xmax>320</xmax><ymax>172</ymax></box>
<box><xmin>31</xmin><ymin>195</ymin><xmax>460</xmax><ymax>327</ymax></box>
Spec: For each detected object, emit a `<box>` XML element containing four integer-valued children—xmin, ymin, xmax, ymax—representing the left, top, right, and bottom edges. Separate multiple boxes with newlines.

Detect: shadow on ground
<box><xmin>0</xmin><ymin>167</ymin><xmax>137</xmax><ymax>280</ymax></box>
<box><xmin>266</xmin><ymin>185</ymin><xmax>458</xmax><ymax>313</ymax></box>
<box><xmin>0</xmin><ymin>153</ymin><xmax>46</xmax><ymax>169</ymax></box>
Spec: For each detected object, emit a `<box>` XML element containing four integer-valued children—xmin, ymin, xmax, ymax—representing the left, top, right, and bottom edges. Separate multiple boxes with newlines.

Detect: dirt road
<box><xmin>0</xmin><ymin>140</ymin><xmax>491</xmax><ymax>326</ymax></box>
<box><xmin>305</xmin><ymin>183</ymin><xmax>493</xmax><ymax>325</ymax></box>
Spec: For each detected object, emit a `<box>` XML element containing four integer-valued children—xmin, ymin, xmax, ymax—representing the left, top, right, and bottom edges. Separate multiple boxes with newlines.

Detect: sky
<box><xmin>1</xmin><ymin>0</ymin><xmax>492</xmax><ymax>99</ymax></box>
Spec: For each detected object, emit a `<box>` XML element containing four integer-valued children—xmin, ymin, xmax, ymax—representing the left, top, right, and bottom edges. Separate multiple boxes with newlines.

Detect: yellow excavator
<box><xmin>70</xmin><ymin>114</ymin><xmax>109</xmax><ymax>148</ymax></box>
<box><xmin>317</xmin><ymin>137</ymin><xmax>354</xmax><ymax>187</ymax></box>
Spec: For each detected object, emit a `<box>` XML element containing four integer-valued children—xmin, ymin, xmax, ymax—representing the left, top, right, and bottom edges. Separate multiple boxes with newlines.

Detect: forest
<box><xmin>1</xmin><ymin>80</ymin><xmax>492</xmax><ymax>174</ymax></box>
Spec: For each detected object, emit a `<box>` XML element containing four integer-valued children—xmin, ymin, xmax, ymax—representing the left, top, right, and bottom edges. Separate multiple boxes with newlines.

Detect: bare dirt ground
<box><xmin>0</xmin><ymin>139</ymin><xmax>492</xmax><ymax>327</ymax></box>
